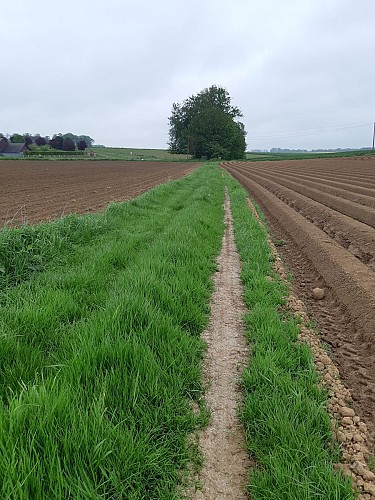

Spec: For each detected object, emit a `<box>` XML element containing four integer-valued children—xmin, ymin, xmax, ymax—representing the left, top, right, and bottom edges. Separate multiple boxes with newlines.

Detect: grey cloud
<box><xmin>1</xmin><ymin>0</ymin><xmax>374</xmax><ymax>150</ymax></box>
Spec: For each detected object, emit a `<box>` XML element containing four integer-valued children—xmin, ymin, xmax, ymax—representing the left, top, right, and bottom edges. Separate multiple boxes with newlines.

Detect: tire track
<box><xmin>192</xmin><ymin>190</ymin><xmax>250</xmax><ymax>500</ymax></box>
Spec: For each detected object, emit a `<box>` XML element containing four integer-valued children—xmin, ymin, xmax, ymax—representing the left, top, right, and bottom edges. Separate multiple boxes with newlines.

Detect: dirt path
<box><xmin>192</xmin><ymin>190</ymin><xmax>250</xmax><ymax>499</ymax></box>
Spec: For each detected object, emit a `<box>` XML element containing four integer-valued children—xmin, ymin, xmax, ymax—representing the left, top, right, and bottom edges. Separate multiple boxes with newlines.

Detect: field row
<box><xmin>0</xmin><ymin>161</ymin><xmax>197</xmax><ymax>226</ymax></box>
<box><xmin>223</xmin><ymin>157</ymin><xmax>375</xmax><ymax>453</ymax></box>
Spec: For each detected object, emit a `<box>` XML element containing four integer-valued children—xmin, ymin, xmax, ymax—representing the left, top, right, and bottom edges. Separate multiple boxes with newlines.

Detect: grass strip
<box><xmin>225</xmin><ymin>171</ymin><xmax>355</xmax><ymax>499</ymax></box>
<box><xmin>0</xmin><ymin>164</ymin><xmax>224</xmax><ymax>499</ymax></box>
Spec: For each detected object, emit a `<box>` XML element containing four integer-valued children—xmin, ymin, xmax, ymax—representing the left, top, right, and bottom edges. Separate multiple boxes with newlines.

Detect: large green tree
<box><xmin>9</xmin><ymin>133</ymin><xmax>25</xmax><ymax>143</ymax></box>
<box><xmin>168</xmin><ymin>85</ymin><xmax>246</xmax><ymax>159</ymax></box>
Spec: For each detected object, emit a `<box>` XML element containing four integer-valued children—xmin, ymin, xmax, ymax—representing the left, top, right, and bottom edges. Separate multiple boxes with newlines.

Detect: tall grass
<box><xmin>0</xmin><ymin>165</ymin><xmax>224</xmax><ymax>498</ymax></box>
<box><xmin>0</xmin><ymin>214</ymin><xmax>108</xmax><ymax>290</ymax></box>
<box><xmin>225</xmin><ymin>173</ymin><xmax>354</xmax><ymax>499</ymax></box>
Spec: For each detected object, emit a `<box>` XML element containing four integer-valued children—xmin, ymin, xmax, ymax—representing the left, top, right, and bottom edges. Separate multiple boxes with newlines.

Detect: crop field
<box><xmin>85</xmin><ymin>147</ymin><xmax>193</xmax><ymax>161</ymax></box>
<box><xmin>223</xmin><ymin>156</ymin><xmax>375</xmax><ymax>453</ymax></box>
<box><xmin>246</xmin><ymin>149</ymin><xmax>375</xmax><ymax>161</ymax></box>
<box><xmin>1</xmin><ymin>160</ymin><xmax>373</xmax><ymax>498</ymax></box>
<box><xmin>0</xmin><ymin>160</ymin><xmax>197</xmax><ymax>226</ymax></box>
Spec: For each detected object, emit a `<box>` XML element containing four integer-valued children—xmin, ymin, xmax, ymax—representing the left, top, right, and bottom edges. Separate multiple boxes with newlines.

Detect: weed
<box><xmin>273</xmin><ymin>238</ymin><xmax>286</xmax><ymax>247</ymax></box>
<box><xmin>306</xmin><ymin>318</ymin><xmax>318</xmax><ymax>331</ymax></box>
<box><xmin>321</xmin><ymin>341</ymin><xmax>331</xmax><ymax>353</ymax></box>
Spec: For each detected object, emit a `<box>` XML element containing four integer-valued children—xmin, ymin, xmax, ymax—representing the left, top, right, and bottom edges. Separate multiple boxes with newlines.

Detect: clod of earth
<box><xmin>313</xmin><ymin>287</ymin><xmax>325</xmax><ymax>300</ymax></box>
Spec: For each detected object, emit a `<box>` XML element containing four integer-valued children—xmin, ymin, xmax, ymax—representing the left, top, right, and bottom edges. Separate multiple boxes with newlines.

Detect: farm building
<box><xmin>0</xmin><ymin>138</ymin><xmax>30</xmax><ymax>157</ymax></box>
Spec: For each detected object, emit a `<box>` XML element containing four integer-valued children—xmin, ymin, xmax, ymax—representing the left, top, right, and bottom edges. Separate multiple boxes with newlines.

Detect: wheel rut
<box><xmin>191</xmin><ymin>190</ymin><xmax>250</xmax><ymax>500</ymax></box>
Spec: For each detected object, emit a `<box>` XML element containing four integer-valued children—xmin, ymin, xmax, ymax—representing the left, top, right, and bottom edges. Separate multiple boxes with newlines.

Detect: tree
<box><xmin>9</xmin><ymin>133</ymin><xmax>25</xmax><ymax>143</ymax></box>
<box><xmin>49</xmin><ymin>134</ymin><xmax>64</xmax><ymax>150</ymax></box>
<box><xmin>63</xmin><ymin>137</ymin><xmax>76</xmax><ymax>151</ymax></box>
<box><xmin>168</xmin><ymin>85</ymin><xmax>246</xmax><ymax>159</ymax></box>
<box><xmin>188</xmin><ymin>108</ymin><xmax>246</xmax><ymax>160</ymax></box>
<box><xmin>78</xmin><ymin>135</ymin><xmax>94</xmax><ymax>147</ymax></box>
<box><xmin>77</xmin><ymin>140</ymin><xmax>87</xmax><ymax>151</ymax></box>
<box><xmin>62</xmin><ymin>133</ymin><xmax>94</xmax><ymax>147</ymax></box>
<box><xmin>23</xmin><ymin>134</ymin><xmax>33</xmax><ymax>145</ymax></box>
<box><xmin>34</xmin><ymin>135</ymin><xmax>47</xmax><ymax>146</ymax></box>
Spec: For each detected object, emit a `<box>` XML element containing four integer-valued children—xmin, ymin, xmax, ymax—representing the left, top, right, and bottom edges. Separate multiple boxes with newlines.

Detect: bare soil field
<box><xmin>223</xmin><ymin>156</ymin><xmax>375</xmax><ymax>452</ymax></box>
<box><xmin>0</xmin><ymin>160</ymin><xmax>197</xmax><ymax>226</ymax></box>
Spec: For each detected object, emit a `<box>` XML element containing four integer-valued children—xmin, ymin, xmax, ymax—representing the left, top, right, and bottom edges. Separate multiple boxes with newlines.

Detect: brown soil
<box><xmin>191</xmin><ymin>191</ymin><xmax>250</xmax><ymax>499</ymax></box>
<box><xmin>223</xmin><ymin>157</ymin><xmax>375</xmax><ymax>455</ymax></box>
<box><xmin>0</xmin><ymin>160</ymin><xmax>198</xmax><ymax>226</ymax></box>
<box><xmin>246</xmin><ymin>196</ymin><xmax>375</xmax><ymax>499</ymax></box>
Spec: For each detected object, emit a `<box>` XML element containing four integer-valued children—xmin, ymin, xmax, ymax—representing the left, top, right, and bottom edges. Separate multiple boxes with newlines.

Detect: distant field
<box><xmin>0</xmin><ymin>147</ymin><xmax>193</xmax><ymax>162</ymax></box>
<box><xmin>87</xmin><ymin>147</ymin><xmax>193</xmax><ymax>161</ymax></box>
<box><xmin>246</xmin><ymin>149</ymin><xmax>375</xmax><ymax>161</ymax></box>
<box><xmin>0</xmin><ymin>160</ymin><xmax>197</xmax><ymax>226</ymax></box>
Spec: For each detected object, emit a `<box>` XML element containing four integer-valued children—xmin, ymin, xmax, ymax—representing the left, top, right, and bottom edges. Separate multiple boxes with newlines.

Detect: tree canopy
<box><xmin>77</xmin><ymin>140</ymin><xmax>88</xmax><ymax>151</ymax></box>
<box><xmin>34</xmin><ymin>135</ymin><xmax>47</xmax><ymax>146</ymax></box>
<box><xmin>49</xmin><ymin>134</ymin><xmax>64</xmax><ymax>150</ymax></box>
<box><xmin>63</xmin><ymin>137</ymin><xmax>76</xmax><ymax>151</ymax></box>
<box><xmin>9</xmin><ymin>133</ymin><xmax>25</xmax><ymax>143</ymax></box>
<box><xmin>168</xmin><ymin>85</ymin><xmax>246</xmax><ymax>160</ymax></box>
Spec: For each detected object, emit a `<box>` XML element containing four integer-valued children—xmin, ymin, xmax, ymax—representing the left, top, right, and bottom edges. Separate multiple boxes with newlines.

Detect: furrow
<box><xmin>224</xmin><ymin>165</ymin><xmax>375</xmax><ymax>347</ymax></box>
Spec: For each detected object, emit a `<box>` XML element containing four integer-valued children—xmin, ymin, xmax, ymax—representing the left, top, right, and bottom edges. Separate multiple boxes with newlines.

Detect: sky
<box><xmin>2</xmin><ymin>0</ymin><xmax>375</xmax><ymax>151</ymax></box>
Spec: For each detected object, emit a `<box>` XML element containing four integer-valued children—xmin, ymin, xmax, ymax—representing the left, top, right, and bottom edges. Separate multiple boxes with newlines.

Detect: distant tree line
<box><xmin>0</xmin><ymin>132</ymin><xmax>94</xmax><ymax>151</ymax></box>
<box><xmin>267</xmin><ymin>147</ymin><xmax>372</xmax><ymax>153</ymax></box>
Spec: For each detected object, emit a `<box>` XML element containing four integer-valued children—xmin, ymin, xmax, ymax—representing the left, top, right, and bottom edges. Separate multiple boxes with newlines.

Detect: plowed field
<box><xmin>0</xmin><ymin>160</ymin><xmax>197</xmax><ymax>226</ymax></box>
<box><xmin>223</xmin><ymin>156</ymin><xmax>375</xmax><ymax>451</ymax></box>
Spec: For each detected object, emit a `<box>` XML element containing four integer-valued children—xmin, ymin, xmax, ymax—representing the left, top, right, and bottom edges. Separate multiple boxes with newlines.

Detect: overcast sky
<box><xmin>2</xmin><ymin>0</ymin><xmax>374</xmax><ymax>150</ymax></box>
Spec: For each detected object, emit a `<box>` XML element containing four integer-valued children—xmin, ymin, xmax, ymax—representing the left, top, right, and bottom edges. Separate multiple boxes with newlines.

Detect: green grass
<box><xmin>225</xmin><ymin>172</ymin><xmax>355</xmax><ymax>499</ymax></box>
<box><xmin>0</xmin><ymin>214</ymin><xmax>109</xmax><ymax>291</ymax></box>
<box><xmin>246</xmin><ymin>149</ymin><xmax>375</xmax><ymax>161</ymax></box>
<box><xmin>0</xmin><ymin>165</ymin><xmax>225</xmax><ymax>498</ymax></box>
<box><xmin>86</xmin><ymin>147</ymin><xmax>194</xmax><ymax>161</ymax></box>
<box><xmin>0</xmin><ymin>147</ymin><xmax>193</xmax><ymax>162</ymax></box>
